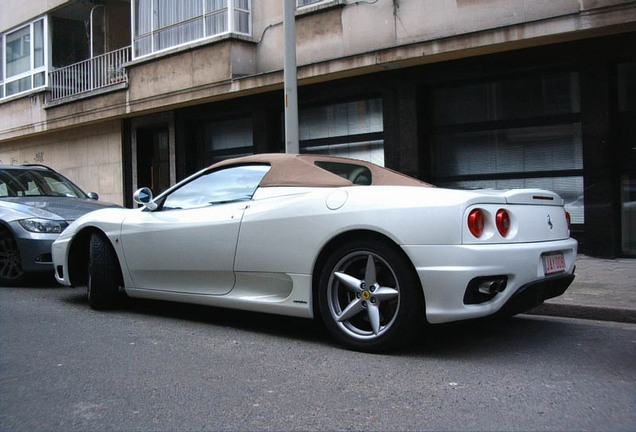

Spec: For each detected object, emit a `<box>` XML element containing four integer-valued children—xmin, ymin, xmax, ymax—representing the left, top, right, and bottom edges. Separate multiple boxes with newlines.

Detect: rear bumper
<box><xmin>401</xmin><ymin>238</ymin><xmax>578</xmax><ymax>324</ymax></box>
<box><xmin>496</xmin><ymin>272</ymin><xmax>575</xmax><ymax>318</ymax></box>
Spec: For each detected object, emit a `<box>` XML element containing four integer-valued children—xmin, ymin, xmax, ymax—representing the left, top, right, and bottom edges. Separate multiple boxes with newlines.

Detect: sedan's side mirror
<box><xmin>87</xmin><ymin>192</ymin><xmax>99</xmax><ymax>200</ymax></box>
<box><xmin>133</xmin><ymin>187</ymin><xmax>158</xmax><ymax>211</ymax></box>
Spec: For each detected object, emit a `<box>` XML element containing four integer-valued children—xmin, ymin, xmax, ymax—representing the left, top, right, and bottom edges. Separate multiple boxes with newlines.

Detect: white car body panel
<box><xmin>235</xmin><ymin>186</ymin><xmax>498</xmax><ymax>276</ymax></box>
<box><xmin>403</xmin><ymin>239</ymin><xmax>577</xmax><ymax>323</ymax></box>
<box><xmin>53</xmin><ymin>183</ymin><xmax>576</xmax><ymax>323</ymax></box>
<box><xmin>126</xmin><ymin>273</ymin><xmax>313</xmax><ymax>318</ymax></box>
<box><xmin>119</xmin><ymin>201</ymin><xmax>247</xmax><ymax>295</ymax></box>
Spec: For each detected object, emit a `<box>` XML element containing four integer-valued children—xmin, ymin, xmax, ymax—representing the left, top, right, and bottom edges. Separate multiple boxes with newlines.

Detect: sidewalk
<box><xmin>528</xmin><ymin>255</ymin><xmax>636</xmax><ymax>324</ymax></box>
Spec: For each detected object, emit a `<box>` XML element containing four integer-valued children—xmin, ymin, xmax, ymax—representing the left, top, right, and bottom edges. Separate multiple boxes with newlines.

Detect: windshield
<box><xmin>160</xmin><ymin>164</ymin><xmax>271</xmax><ymax>211</ymax></box>
<box><xmin>0</xmin><ymin>168</ymin><xmax>87</xmax><ymax>198</ymax></box>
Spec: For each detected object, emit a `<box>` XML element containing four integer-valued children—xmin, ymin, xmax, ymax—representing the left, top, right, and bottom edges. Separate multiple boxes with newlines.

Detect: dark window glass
<box><xmin>432</xmin><ymin>71</ymin><xmax>584</xmax><ymax>223</ymax></box>
<box><xmin>193</xmin><ymin>116</ymin><xmax>254</xmax><ymax>169</ymax></box>
<box><xmin>618</xmin><ymin>62</ymin><xmax>636</xmax><ymax>255</ymax></box>
<box><xmin>299</xmin><ymin>98</ymin><xmax>384</xmax><ymax>165</ymax></box>
<box><xmin>434</xmin><ymin>124</ymin><xmax>583</xmax><ymax>177</ymax></box>
<box><xmin>315</xmin><ymin>161</ymin><xmax>372</xmax><ymax>185</ymax></box>
<box><xmin>618</xmin><ymin>62</ymin><xmax>636</xmax><ymax>112</ymax></box>
<box><xmin>434</xmin><ymin>73</ymin><xmax>580</xmax><ymax>125</ymax></box>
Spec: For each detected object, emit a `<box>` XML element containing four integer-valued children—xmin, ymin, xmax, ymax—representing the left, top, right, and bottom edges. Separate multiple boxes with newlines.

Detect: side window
<box><xmin>26</xmin><ymin>181</ymin><xmax>41</xmax><ymax>196</ymax></box>
<box><xmin>0</xmin><ymin>173</ymin><xmax>9</xmax><ymax>197</ymax></box>
<box><xmin>315</xmin><ymin>161</ymin><xmax>372</xmax><ymax>185</ymax></box>
<box><xmin>42</xmin><ymin>174</ymin><xmax>78</xmax><ymax>197</ymax></box>
<box><xmin>161</xmin><ymin>164</ymin><xmax>270</xmax><ymax>211</ymax></box>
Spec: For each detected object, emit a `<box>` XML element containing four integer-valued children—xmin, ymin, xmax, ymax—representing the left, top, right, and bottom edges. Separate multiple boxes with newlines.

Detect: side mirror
<box><xmin>87</xmin><ymin>192</ymin><xmax>99</xmax><ymax>200</ymax></box>
<box><xmin>133</xmin><ymin>187</ymin><xmax>158</xmax><ymax>211</ymax></box>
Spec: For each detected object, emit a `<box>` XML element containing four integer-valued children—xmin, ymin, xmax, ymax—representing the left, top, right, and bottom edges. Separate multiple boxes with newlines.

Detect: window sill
<box><xmin>44</xmin><ymin>82</ymin><xmax>128</xmax><ymax>109</ymax></box>
<box><xmin>127</xmin><ymin>33</ymin><xmax>255</xmax><ymax>68</ymax></box>
<box><xmin>0</xmin><ymin>87</ymin><xmax>47</xmax><ymax>105</ymax></box>
<box><xmin>296</xmin><ymin>0</ymin><xmax>347</xmax><ymax>17</ymax></box>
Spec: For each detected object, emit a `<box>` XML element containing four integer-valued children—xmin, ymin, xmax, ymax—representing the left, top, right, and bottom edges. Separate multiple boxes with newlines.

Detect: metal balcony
<box><xmin>48</xmin><ymin>46</ymin><xmax>131</xmax><ymax>102</ymax></box>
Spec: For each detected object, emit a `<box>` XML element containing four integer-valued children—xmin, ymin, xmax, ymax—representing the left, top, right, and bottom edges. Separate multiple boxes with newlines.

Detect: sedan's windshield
<box><xmin>0</xmin><ymin>169</ymin><xmax>87</xmax><ymax>198</ymax></box>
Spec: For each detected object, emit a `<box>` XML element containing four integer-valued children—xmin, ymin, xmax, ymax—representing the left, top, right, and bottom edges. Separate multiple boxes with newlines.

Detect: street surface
<box><xmin>1</xmin><ymin>283</ymin><xmax>634</xmax><ymax>431</ymax></box>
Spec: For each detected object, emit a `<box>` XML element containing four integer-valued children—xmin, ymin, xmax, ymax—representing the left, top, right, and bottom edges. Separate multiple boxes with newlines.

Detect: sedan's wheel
<box><xmin>0</xmin><ymin>231</ymin><xmax>28</xmax><ymax>287</ymax></box>
<box><xmin>87</xmin><ymin>232</ymin><xmax>122</xmax><ymax>310</ymax></box>
<box><xmin>318</xmin><ymin>239</ymin><xmax>424</xmax><ymax>352</ymax></box>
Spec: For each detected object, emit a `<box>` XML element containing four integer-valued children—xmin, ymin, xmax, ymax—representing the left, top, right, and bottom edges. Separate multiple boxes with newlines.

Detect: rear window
<box><xmin>314</xmin><ymin>161</ymin><xmax>372</xmax><ymax>185</ymax></box>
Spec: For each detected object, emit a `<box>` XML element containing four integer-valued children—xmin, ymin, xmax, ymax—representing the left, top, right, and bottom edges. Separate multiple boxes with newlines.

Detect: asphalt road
<box><xmin>1</xmin><ymin>284</ymin><xmax>634</xmax><ymax>431</ymax></box>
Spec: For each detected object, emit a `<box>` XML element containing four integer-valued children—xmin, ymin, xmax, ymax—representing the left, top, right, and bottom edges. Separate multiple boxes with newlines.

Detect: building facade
<box><xmin>1</xmin><ymin>0</ymin><xmax>635</xmax><ymax>257</ymax></box>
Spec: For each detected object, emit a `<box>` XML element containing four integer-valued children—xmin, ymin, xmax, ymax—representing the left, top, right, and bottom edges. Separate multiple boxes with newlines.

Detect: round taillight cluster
<box><xmin>468</xmin><ymin>208</ymin><xmax>513</xmax><ymax>238</ymax></box>
<box><xmin>496</xmin><ymin>209</ymin><xmax>511</xmax><ymax>237</ymax></box>
<box><xmin>467</xmin><ymin>209</ymin><xmax>485</xmax><ymax>238</ymax></box>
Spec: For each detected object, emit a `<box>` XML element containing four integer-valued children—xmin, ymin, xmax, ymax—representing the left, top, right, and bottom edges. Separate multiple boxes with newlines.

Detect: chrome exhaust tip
<box><xmin>464</xmin><ymin>276</ymin><xmax>509</xmax><ymax>305</ymax></box>
<box><xmin>478</xmin><ymin>278</ymin><xmax>508</xmax><ymax>295</ymax></box>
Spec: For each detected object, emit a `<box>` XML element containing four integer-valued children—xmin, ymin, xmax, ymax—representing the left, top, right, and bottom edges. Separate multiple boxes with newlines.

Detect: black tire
<box><xmin>317</xmin><ymin>239</ymin><xmax>425</xmax><ymax>352</ymax></box>
<box><xmin>0</xmin><ymin>230</ymin><xmax>29</xmax><ymax>287</ymax></box>
<box><xmin>87</xmin><ymin>232</ymin><xmax>122</xmax><ymax>310</ymax></box>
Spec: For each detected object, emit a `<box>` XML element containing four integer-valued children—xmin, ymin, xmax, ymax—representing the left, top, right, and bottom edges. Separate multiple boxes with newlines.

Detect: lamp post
<box><xmin>283</xmin><ymin>0</ymin><xmax>299</xmax><ymax>153</ymax></box>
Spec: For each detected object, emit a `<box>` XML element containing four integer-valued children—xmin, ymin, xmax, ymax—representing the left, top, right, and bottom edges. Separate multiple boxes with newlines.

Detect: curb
<box><xmin>527</xmin><ymin>303</ymin><xmax>636</xmax><ymax>324</ymax></box>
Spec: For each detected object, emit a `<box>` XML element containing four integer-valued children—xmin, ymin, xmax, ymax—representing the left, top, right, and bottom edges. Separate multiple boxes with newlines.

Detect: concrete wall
<box><xmin>0</xmin><ymin>0</ymin><xmax>70</xmax><ymax>31</ymax></box>
<box><xmin>127</xmin><ymin>41</ymin><xmax>236</xmax><ymax>110</ymax></box>
<box><xmin>253</xmin><ymin>0</ymin><xmax>621</xmax><ymax>72</ymax></box>
<box><xmin>0</xmin><ymin>89</ymin><xmax>128</xmax><ymax>142</ymax></box>
<box><xmin>2</xmin><ymin>0</ymin><xmax>636</xmax><ymax>143</ymax></box>
<box><xmin>120</xmin><ymin>0</ymin><xmax>636</xmax><ymax>115</ymax></box>
<box><xmin>0</xmin><ymin>120</ymin><xmax>124</xmax><ymax>205</ymax></box>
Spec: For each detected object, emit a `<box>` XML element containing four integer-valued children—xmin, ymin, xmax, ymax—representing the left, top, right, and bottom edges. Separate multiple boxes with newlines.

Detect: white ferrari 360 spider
<box><xmin>52</xmin><ymin>154</ymin><xmax>577</xmax><ymax>351</ymax></box>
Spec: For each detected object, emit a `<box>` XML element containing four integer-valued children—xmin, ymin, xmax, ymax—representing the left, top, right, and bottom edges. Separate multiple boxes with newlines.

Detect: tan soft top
<box><xmin>210</xmin><ymin>153</ymin><xmax>434</xmax><ymax>188</ymax></box>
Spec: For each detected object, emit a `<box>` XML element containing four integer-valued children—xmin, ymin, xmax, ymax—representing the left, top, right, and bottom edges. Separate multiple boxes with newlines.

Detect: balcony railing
<box><xmin>48</xmin><ymin>46</ymin><xmax>131</xmax><ymax>102</ymax></box>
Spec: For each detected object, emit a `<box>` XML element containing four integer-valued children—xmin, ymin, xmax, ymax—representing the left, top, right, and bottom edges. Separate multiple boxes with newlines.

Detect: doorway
<box><xmin>136</xmin><ymin>126</ymin><xmax>171</xmax><ymax>195</ymax></box>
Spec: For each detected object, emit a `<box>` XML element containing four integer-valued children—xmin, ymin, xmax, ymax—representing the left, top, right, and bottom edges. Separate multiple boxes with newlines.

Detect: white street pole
<box><xmin>283</xmin><ymin>0</ymin><xmax>299</xmax><ymax>153</ymax></box>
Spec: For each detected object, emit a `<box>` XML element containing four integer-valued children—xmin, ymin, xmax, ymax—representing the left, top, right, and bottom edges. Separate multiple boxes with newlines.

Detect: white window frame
<box><xmin>132</xmin><ymin>0</ymin><xmax>252</xmax><ymax>59</ymax></box>
<box><xmin>232</xmin><ymin>0</ymin><xmax>251</xmax><ymax>35</ymax></box>
<box><xmin>296</xmin><ymin>0</ymin><xmax>344</xmax><ymax>9</ymax></box>
<box><xmin>297</xmin><ymin>0</ymin><xmax>325</xmax><ymax>6</ymax></box>
<box><xmin>1</xmin><ymin>16</ymin><xmax>49</xmax><ymax>100</ymax></box>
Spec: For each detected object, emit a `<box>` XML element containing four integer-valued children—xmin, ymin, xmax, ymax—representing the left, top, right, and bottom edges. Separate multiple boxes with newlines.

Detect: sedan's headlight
<box><xmin>18</xmin><ymin>218</ymin><xmax>68</xmax><ymax>234</ymax></box>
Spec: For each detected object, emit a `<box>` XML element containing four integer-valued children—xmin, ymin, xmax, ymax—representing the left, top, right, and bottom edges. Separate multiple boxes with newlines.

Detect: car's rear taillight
<box><xmin>468</xmin><ymin>209</ymin><xmax>485</xmax><ymax>238</ymax></box>
<box><xmin>565</xmin><ymin>210</ymin><xmax>571</xmax><ymax>231</ymax></box>
<box><xmin>496</xmin><ymin>209</ymin><xmax>511</xmax><ymax>237</ymax></box>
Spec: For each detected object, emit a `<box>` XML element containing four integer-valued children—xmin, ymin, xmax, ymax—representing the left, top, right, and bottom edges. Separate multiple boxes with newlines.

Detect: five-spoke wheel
<box><xmin>318</xmin><ymin>239</ymin><xmax>424</xmax><ymax>352</ymax></box>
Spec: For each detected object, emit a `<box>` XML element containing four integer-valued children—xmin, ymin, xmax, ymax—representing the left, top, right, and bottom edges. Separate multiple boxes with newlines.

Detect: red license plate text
<box><xmin>543</xmin><ymin>253</ymin><xmax>566</xmax><ymax>275</ymax></box>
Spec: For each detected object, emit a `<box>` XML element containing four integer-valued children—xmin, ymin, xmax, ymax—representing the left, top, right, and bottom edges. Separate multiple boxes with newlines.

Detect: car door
<box><xmin>119</xmin><ymin>164</ymin><xmax>271</xmax><ymax>295</ymax></box>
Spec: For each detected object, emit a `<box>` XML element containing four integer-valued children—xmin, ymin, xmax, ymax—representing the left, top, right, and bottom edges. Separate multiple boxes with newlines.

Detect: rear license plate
<box><xmin>543</xmin><ymin>252</ymin><xmax>566</xmax><ymax>275</ymax></box>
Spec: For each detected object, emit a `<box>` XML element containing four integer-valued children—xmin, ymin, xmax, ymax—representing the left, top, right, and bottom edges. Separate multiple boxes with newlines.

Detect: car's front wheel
<box><xmin>87</xmin><ymin>232</ymin><xmax>122</xmax><ymax>309</ymax></box>
<box><xmin>0</xmin><ymin>230</ymin><xmax>28</xmax><ymax>287</ymax></box>
<box><xmin>317</xmin><ymin>239</ymin><xmax>425</xmax><ymax>352</ymax></box>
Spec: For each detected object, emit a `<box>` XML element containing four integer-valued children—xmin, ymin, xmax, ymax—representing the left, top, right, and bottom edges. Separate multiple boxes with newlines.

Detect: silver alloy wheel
<box><xmin>326</xmin><ymin>251</ymin><xmax>400</xmax><ymax>340</ymax></box>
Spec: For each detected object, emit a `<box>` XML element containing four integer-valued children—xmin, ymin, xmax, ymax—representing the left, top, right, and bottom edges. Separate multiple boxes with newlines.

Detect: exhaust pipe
<box><xmin>464</xmin><ymin>276</ymin><xmax>509</xmax><ymax>305</ymax></box>
<box><xmin>478</xmin><ymin>278</ymin><xmax>508</xmax><ymax>295</ymax></box>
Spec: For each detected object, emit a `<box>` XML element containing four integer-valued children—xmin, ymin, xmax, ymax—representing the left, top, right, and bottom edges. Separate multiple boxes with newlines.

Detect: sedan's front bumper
<box><xmin>402</xmin><ymin>238</ymin><xmax>578</xmax><ymax>324</ymax></box>
<box><xmin>9</xmin><ymin>221</ymin><xmax>59</xmax><ymax>273</ymax></box>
